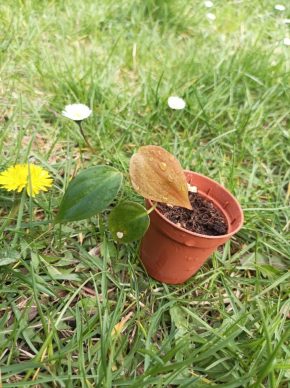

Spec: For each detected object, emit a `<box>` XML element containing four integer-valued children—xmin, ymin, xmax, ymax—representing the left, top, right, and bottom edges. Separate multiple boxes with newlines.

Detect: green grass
<box><xmin>0</xmin><ymin>0</ymin><xmax>290</xmax><ymax>386</ymax></box>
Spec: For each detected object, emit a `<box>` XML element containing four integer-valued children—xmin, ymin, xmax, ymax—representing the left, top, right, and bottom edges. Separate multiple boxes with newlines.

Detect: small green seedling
<box><xmin>56</xmin><ymin>145</ymin><xmax>191</xmax><ymax>242</ymax></box>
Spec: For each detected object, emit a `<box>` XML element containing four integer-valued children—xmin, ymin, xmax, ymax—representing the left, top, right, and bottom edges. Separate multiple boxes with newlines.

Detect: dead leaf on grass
<box><xmin>111</xmin><ymin>312</ymin><xmax>133</xmax><ymax>336</ymax></box>
<box><xmin>88</xmin><ymin>246</ymin><xmax>101</xmax><ymax>257</ymax></box>
<box><xmin>240</xmin><ymin>253</ymin><xmax>288</xmax><ymax>271</ymax></box>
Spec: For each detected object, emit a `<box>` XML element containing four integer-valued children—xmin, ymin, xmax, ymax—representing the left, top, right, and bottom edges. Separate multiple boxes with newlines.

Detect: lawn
<box><xmin>0</xmin><ymin>0</ymin><xmax>290</xmax><ymax>386</ymax></box>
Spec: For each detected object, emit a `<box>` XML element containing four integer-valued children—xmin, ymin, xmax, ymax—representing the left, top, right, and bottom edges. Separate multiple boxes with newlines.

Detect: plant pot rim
<box><xmin>147</xmin><ymin>170</ymin><xmax>244</xmax><ymax>240</ymax></box>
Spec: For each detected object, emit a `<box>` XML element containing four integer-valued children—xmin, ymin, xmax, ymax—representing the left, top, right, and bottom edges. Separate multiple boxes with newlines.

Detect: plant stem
<box><xmin>147</xmin><ymin>202</ymin><xmax>157</xmax><ymax>215</ymax></box>
<box><xmin>27</xmin><ymin>161</ymin><xmax>33</xmax><ymax>229</ymax></box>
<box><xmin>77</xmin><ymin>121</ymin><xmax>95</xmax><ymax>153</ymax></box>
<box><xmin>11</xmin><ymin>189</ymin><xmax>26</xmax><ymax>248</ymax></box>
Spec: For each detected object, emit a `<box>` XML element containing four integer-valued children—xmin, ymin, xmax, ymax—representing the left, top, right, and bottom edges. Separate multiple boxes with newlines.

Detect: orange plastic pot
<box><xmin>140</xmin><ymin>171</ymin><xmax>244</xmax><ymax>284</ymax></box>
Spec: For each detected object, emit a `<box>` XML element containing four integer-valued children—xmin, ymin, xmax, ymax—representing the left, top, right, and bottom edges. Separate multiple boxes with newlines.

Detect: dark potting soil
<box><xmin>157</xmin><ymin>192</ymin><xmax>228</xmax><ymax>236</ymax></box>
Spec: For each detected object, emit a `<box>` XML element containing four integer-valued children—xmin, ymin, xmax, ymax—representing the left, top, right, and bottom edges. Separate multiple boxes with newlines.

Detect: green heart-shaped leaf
<box><xmin>108</xmin><ymin>201</ymin><xmax>150</xmax><ymax>243</ymax></box>
<box><xmin>56</xmin><ymin>166</ymin><xmax>123</xmax><ymax>223</ymax></box>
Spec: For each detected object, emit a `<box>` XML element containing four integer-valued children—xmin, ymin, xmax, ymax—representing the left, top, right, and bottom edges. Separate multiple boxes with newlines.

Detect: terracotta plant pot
<box><xmin>140</xmin><ymin>171</ymin><xmax>244</xmax><ymax>284</ymax></box>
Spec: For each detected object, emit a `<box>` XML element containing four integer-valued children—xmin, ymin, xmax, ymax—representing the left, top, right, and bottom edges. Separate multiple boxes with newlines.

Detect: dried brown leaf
<box><xmin>129</xmin><ymin>145</ymin><xmax>191</xmax><ymax>209</ymax></box>
<box><xmin>111</xmin><ymin>312</ymin><xmax>133</xmax><ymax>336</ymax></box>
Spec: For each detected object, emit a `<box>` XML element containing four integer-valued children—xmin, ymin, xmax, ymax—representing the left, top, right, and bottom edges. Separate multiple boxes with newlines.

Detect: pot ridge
<box><xmin>140</xmin><ymin>170</ymin><xmax>244</xmax><ymax>284</ymax></box>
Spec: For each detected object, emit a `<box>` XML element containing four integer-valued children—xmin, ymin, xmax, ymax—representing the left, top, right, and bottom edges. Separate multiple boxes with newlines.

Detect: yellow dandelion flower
<box><xmin>0</xmin><ymin>164</ymin><xmax>53</xmax><ymax>197</ymax></box>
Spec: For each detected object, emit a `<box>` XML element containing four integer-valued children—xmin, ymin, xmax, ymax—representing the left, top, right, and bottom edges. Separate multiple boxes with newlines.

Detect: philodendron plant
<box><xmin>55</xmin><ymin>146</ymin><xmax>192</xmax><ymax>242</ymax></box>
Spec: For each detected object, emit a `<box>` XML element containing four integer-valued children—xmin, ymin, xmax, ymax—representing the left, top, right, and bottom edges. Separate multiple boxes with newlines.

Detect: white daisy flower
<box><xmin>283</xmin><ymin>37</ymin><xmax>290</xmax><ymax>46</ymax></box>
<box><xmin>168</xmin><ymin>96</ymin><xmax>186</xmax><ymax>110</ymax></box>
<box><xmin>274</xmin><ymin>4</ymin><xmax>286</xmax><ymax>11</ymax></box>
<box><xmin>62</xmin><ymin>104</ymin><xmax>92</xmax><ymax>121</ymax></box>
<box><xmin>206</xmin><ymin>12</ymin><xmax>216</xmax><ymax>21</ymax></box>
<box><xmin>116</xmin><ymin>231</ymin><xmax>124</xmax><ymax>239</ymax></box>
<box><xmin>204</xmin><ymin>1</ymin><xmax>213</xmax><ymax>7</ymax></box>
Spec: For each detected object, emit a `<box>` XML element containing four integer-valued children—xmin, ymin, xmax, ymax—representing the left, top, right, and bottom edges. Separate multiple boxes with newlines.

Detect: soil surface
<box><xmin>157</xmin><ymin>192</ymin><xmax>228</xmax><ymax>236</ymax></box>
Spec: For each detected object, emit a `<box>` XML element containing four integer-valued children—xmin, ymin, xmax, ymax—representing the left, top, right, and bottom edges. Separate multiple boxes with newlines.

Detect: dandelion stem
<box><xmin>11</xmin><ymin>189</ymin><xmax>26</xmax><ymax>248</ymax></box>
<box><xmin>27</xmin><ymin>162</ymin><xmax>33</xmax><ymax>229</ymax></box>
<box><xmin>77</xmin><ymin>121</ymin><xmax>95</xmax><ymax>153</ymax></box>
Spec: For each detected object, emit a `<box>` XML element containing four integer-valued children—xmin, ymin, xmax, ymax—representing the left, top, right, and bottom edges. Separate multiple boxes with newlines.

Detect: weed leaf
<box><xmin>56</xmin><ymin>166</ymin><xmax>123</xmax><ymax>223</ymax></box>
<box><xmin>108</xmin><ymin>201</ymin><xmax>150</xmax><ymax>243</ymax></box>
